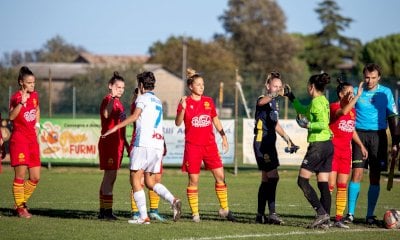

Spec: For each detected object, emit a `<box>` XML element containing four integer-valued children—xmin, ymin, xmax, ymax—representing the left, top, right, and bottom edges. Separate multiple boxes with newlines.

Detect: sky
<box><xmin>0</xmin><ymin>0</ymin><xmax>399</xmax><ymax>56</ymax></box>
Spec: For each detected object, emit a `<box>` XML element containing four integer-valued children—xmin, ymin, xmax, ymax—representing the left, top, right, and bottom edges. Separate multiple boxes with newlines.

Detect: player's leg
<box><xmin>148</xmin><ymin>172</ymin><xmax>165</xmax><ymax>221</ymax></box>
<box><xmin>13</xmin><ymin>165</ymin><xmax>31</xmax><ymax>218</ymax></box>
<box><xmin>129</xmin><ymin>169</ymin><xmax>150</xmax><ymax>224</ymax></box>
<box><xmin>99</xmin><ymin>169</ymin><xmax>118</xmax><ymax>220</ymax></box>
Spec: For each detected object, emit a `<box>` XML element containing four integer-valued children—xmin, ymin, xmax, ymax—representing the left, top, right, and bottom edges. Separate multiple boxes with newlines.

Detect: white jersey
<box><xmin>134</xmin><ymin>92</ymin><xmax>164</xmax><ymax>149</ymax></box>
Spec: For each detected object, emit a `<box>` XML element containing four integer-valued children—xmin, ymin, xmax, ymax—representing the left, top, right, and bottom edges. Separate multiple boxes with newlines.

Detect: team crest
<box><xmin>204</xmin><ymin>101</ymin><xmax>211</xmax><ymax>110</ymax></box>
<box><xmin>107</xmin><ymin>158</ymin><xmax>114</xmax><ymax>165</ymax></box>
<box><xmin>18</xmin><ymin>152</ymin><xmax>25</xmax><ymax>162</ymax></box>
<box><xmin>33</xmin><ymin>99</ymin><xmax>37</xmax><ymax>107</ymax></box>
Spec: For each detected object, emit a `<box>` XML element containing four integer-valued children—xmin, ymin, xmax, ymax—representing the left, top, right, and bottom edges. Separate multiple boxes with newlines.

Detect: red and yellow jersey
<box><xmin>10</xmin><ymin>91</ymin><xmax>39</xmax><ymax>141</ymax></box>
<box><xmin>329</xmin><ymin>101</ymin><xmax>356</xmax><ymax>153</ymax></box>
<box><xmin>99</xmin><ymin>95</ymin><xmax>126</xmax><ymax>147</ymax></box>
<box><xmin>177</xmin><ymin>96</ymin><xmax>217</xmax><ymax>146</ymax></box>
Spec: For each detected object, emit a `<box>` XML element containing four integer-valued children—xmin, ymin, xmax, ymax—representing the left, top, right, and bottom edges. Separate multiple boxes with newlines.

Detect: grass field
<box><xmin>0</xmin><ymin>165</ymin><xmax>399</xmax><ymax>240</ymax></box>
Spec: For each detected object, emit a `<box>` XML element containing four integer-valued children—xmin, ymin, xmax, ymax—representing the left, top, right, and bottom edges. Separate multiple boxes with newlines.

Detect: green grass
<box><xmin>0</xmin><ymin>166</ymin><xmax>400</xmax><ymax>240</ymax></box>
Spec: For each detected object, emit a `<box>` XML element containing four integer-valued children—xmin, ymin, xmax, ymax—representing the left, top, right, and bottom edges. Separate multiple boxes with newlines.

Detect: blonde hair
<box><xmin>186</xmin><ymin>68</ymin><xmax>202</xmax><ymax>86</ymax></box>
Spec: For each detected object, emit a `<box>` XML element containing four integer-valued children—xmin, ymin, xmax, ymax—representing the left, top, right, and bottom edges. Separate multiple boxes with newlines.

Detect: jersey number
<box><xmin>154</xmin><ymin>105</ymin><xmax>162</xmax><ymax>128</ymax></box>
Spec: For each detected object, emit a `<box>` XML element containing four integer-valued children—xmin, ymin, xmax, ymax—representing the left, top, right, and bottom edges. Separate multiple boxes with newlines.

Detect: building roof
<box><xmin>24</xmin><ymin>62</ymin><xmax>90</xmax><ymax>79</ymax></box>
<box><xmin>74</xmin><ymin>52</ymin><xmax>149</xmax><ymax>67</ymax></box>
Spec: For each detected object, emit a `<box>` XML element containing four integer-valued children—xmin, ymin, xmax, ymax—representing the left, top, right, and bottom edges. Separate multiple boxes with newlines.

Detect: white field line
<box><xmin>166</xmin><ymin>228</ymin><xmax>394</xmax><ymax>240</ymax></box>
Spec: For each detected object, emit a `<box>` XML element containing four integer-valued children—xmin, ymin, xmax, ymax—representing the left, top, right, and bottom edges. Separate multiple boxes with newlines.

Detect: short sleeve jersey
<box><xmin>254</xmin><ymin>96</ymin><xmax>279</xmax><ymax>140</ymax></box>
<box><xmin>329</xmin><ymin>102</ymin><xmax>355</xmax><ymax>153</ymax></box>
<box><xmin>354</xmin><ymin>84</ymin><xmax>397</xmax><ymax>130</ymax></box>
<box><xmin>10</xmin><ymin>91</ymin><xmax>39</xmax><ymax>141</ymax></box>
<box><xmin>99</xmin><ymin>95</ymin><xmax>126</xmax><ymax>145</ymax></box>
<box><xmin>177</xmin><ymin>96</ymin><xmax>217</xmax><ymax>146</ymax></box>
<box><xmin>134</xmin><ymin>92</ymin><xmax>164</xmax><ymax>149</ymax></box>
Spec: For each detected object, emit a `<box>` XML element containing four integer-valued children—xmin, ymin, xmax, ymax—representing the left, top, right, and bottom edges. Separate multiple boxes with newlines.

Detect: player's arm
<box><xmin>102</xmin><ymin>107</ymin><xmax>142</xmax><ymax>137</ymax></box>
<box><xmin>336</xmin><ymin>82</ymin><xmax>363</xmax><ymax>117</ymax></box>
<box><xmin>213</xmin><ymin>116</ymin><xmax>228</xmax><ymax>153</ymax></box>
<box><xmin>175</xmin><ymin>96</ymin><xmax>187</xmax><ymax>126</ymax></box>
<box><xmin>275</xmin><ymin>123</ymin><xmax>299</xmax><ymax>153</ymax></box>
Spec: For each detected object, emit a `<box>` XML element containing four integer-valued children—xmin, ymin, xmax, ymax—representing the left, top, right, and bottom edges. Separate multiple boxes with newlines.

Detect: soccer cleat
<box><xmin>219</xmin><ymin>208</ymin><xmax>237</xmax><ymax>222</ymax></box>
<box><xmin>342</xmin><ymin>213</ymin><xmax>354</xmax><ymax>224</ymax></box>
<box><xmin>310</xmin><ymin>214</ymin><xmax>330</xmax><ymax>228</ymax></box>
<box><xmin>366</xmin><ymin>216</ymin><xmax>379</xmax><ymax>226</ymax></box>
<box><xmin>131</xmin><ymin>211</ymin><xmax>140</xmax><ymax>220</ymax></box>
<box><xmin>149</xmin><ymin>209</ymin><xmax>166</xmax><ymax>222</ymax></box>
<box><xmin>16</xmin><ymin>207</ymin><xmax>32</xmax><ymax>219</ymax></box>
<box><xmin>334</xmin><ymin>220</ymin><xmax>350</xmax><ymax>229</ymax></box>
<box><xmin>102</xmin><ymin>209</ymin><xmax>118</xmax><ymax>220</ymax></box>
<box><xmin>128</xmin><ymin>217</ymin><xmax>150</xmax><ymax>224</ymax></box>
<box><xmin>267</xmin><ymin>213</ymin><xmax>284</xmax><ymax>225</ymax></box>
<box><xmin>192</xmin><ymin>214</ymin><xmax>201</xmax><ymax>223</ymax></box>
<box><xmin>172</xmin><ymin>198</ymin><xmax>182</xmax><ymax>222</ymax></box>
<box><xmin>255</xmin><ymin>214</ymin><xmax>266</xmax><ymax>224</ymax></box>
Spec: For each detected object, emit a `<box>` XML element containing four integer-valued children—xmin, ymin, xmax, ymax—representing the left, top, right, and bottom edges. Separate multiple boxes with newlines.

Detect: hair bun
<box><xmin>186</xmin><ymin>68</ymin><xmax>197</xmax><ymax>79</ymax></box>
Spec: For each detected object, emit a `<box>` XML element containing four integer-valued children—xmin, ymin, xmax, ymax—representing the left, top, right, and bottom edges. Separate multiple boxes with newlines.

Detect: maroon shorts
<box><xmin>98</xmin><ymin>137</ymin><xmax>123</xmax><ymax>170</ymax></box>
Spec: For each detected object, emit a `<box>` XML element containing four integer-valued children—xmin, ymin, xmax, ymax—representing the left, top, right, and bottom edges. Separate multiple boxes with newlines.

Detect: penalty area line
<box><xmin>166</xmin><ymin>228</ymin><xmax>391</xmax><ymax>240</ymax></box>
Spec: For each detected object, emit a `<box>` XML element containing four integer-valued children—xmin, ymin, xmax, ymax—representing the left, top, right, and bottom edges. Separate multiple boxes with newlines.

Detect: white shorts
<box><xmin>129</xmin><ymin>146</ymin><xmax>163</xmax><ymax>173</ymax></box>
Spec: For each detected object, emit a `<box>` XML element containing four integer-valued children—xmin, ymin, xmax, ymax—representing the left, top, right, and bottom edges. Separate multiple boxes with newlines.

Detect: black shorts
<box><xmin>352</xmin><ymin>129</ymin><xmax>387</xmax><ymax>171</ymax></box>
<box><xmin>253</xmin><ymin>136</ymin><xmax>279</xmax><ymax>172</ymax></box>
<box><xmin>301</xmin><ymin>140</ymin><xmax>333</xmax><ymax>173</ymax></box>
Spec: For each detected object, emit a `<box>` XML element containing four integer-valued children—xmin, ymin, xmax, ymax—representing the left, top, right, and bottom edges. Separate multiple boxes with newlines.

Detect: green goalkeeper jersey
<box><xmin>293</xmin><ymin>95</ymin><xmax>332</xmax><ymax>143</ymax></box>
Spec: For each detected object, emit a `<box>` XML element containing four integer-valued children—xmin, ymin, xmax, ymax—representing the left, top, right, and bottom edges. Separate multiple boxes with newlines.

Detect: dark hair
<box><xmin>186</xmin><ymin>68</ymin><xmax>202</xmax><ymax>86</ymax></box>
<box><xmin>108</xmin><ymin>71</ymin><xmax>124</xmax><ymax>85</ymax></box>
<box><xmin>363</xmin><ymin>63</ymin><xmax>381</xmax><ymax>76</ymax></box>
<box><xmin>266</xmin><ymin>71</ymin><xmax>281</xmax><ymax>83</ymax></box>
<box><xmin>136</xmin><ymin>71</ymin><xmax>156</xmax><ymax>90</ymax></box>
<box><xmin>18</xmin><ymin>66</ymin><xmax>34</xmax><ymax>84</ymax></box>
<box><xmin>309</xmin><ymin>73</ymin><xmax>330</xmax><ymax>92</ymax></box>
<box><xmin>336</xmin><ymin>77</ymin><xmax>352</xmax><ymax>98</ymax></box>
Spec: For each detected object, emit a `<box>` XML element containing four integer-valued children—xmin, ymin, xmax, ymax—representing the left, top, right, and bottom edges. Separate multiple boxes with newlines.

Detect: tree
<box><xmin>219</xmin><ymin>0</ymin><xmax>301</xmax><ymax>77</ymax></box>
<box><xmin>36</xmin><ymin>35</ymin><xmax>86</xmax><ymax>62</ymax></box>
<box><xmin>361</xmin><ymin>34</ymin><xmax>400</xmax><ymax>80</ymax></box>
<box><xmin>302</xmin><ymin>0</ymin><xmax>361</xmax><ymax>75</ymax></box>
<box><xmin>148</xmin><ymin>36</ymin><xmax>237</xmax><ymax>105</ymax></box>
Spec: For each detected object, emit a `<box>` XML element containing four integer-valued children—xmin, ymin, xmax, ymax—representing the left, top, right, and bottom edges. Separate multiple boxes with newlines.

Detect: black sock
<box><xmin>297</xmin><ymin>176</ymin><xmax>326</xmax><ymax>215</ymax></box>
<box><xmin>318</xmin><ymin>181</ymin><xmax>331</xmax><ymax>215</ymax></box>
<box><xmin>266</xmin><ymin>178</ymin><xmax>279</xmax><ymax>214</ymax></box>
<box><xmin>257</xmin><ymin>182</ymin><xmax>268</xmax><ymax>215</ymax></box>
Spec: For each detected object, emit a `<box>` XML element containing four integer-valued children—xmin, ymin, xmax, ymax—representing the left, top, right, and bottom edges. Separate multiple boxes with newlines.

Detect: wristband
<box><xmin>219</xmin><ymin>129</ymin><xmax>226</xmax><ymax>136</ymax></box>
<box><xmin>35</xmin><ymin>122</ymin><xmax>40</xmax><ymax>129</ymax></box>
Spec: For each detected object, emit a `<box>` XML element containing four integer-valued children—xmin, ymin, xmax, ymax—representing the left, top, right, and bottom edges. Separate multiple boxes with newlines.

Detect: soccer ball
<box><xmin>383</xmin><ymin>209</ymin><xmax>400</xmax><ymax>229</ymax></box>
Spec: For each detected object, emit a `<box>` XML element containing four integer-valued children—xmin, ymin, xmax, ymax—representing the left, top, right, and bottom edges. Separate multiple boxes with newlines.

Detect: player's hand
<box><xmin>285</xmin><ymin>139</ymin><xmax>299</xmax><ymax>154</ymax></box>
<box><xmin>283</xmin><ymin>84</ymin><xmax>295</xmax><ymax>101</ymax></box>
<box><xmin>221</xmin><ymin>137</ymin><xmax>229</xmax><ymax>154</ymax></box>
<box><xmin>102</xmin><ymin>126</ymin><xmax>118</xmax><ymax>138</ymax></box>
<box><xmin>296</xmin><ymin>114</ymin><xmax>309</xmax><ymax>129</ymax></box>
<box><xmin>361</xmin><ymin>145</ymin><xmax>368</xmax><ymax>160</ymax></box>
<box><xmin>179</xmin><ymin>96</ymin><xmax>187</xmax><ymax>110</ymax></box>
<box><xmin>21</xmin><ymin>85</ymin><xmax>30</xmax><ymax>105</ymax></box>
<box><xmin>391</xmin><ymin>144</ymin><xmax>398</xmax><ymax>161</ymax></box>
<box><xmin>357</xmin><ymin>81</ymin><xmax>364</xmax><ymax>97</ymax></box>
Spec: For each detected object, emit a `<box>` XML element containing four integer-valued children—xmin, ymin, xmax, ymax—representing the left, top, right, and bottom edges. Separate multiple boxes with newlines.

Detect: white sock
<box><xmin>153</xmin><ymin>183</ymin><xmax>174</xmax><ymax>204</ymax></box>
<box><xmin>133</xmin><ymin>190</ymin><xmax>148</xmax><ymax>219</ymax></box>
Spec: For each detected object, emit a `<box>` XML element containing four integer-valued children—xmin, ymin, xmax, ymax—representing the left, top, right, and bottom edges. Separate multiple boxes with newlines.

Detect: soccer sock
<box><xmin>297</xmin><ymin>176</ymin><xmax>326</xmax><ymax>215</ymax></box>
<box><xmin>23</xmin><ymin>179</ymin><xmax>38</xmax><ymax>203</ymax></box>
<box><xmin>99</xmin><ymin>190</ymin><xmax>105</xmax><ymax>210</ymax></box>
<box><xmin>367</xmin><ymin>184</ymin><xmax>380</xmax><ymax>217</ymax></box>
<box><xmin>266</xmin><ymin>178</ymin><xmax>278</xmax><ymax>214</ymax></box>
<box><xmin>13</xmin><ymin>178</ymin><xmax>25</xmax><ymax>208</ymax></box>
<box><xmin>347</xmin><ymin>181</ymin><xmax>360</xmax><ymax>215</ymax></box>
<box><xmin>215</xmin><ymin>182</ymin><xmax>229</xmax><ymax>211</ymax></box>
<box><xmin>130</xmin><ymin>190</ymin><xmax>138</xmax><ymax>213</ymax></box>
<box><xmin>187</xmin><ymin>186</ymin><xmax>199</xmax><ymax>216</ymax></box>
<box><xmin>149</xmin><ymin>189</ymin><xmax>160</xmax><ymax>210</ymax></box>
<box><xmin>133</xmin><ymin>190</ymin><xmax>148</xmax><ymax>219</ymax></box>
<box><xmin>318</xmin><ymin>181</ymin><xmax>331</xmax><ymax>215</ymax></box>
<box><xmin>153</xmin><ymin>183</ymin><xmax>174</xmax><ymax>204</ymax></box>
<box><xmin>335</xmin><ymin>183</ymin><xmax>347</xmax><ymax>221</ymax></box>
<box><xmin>257</xmin><ymin>182</ymin><xmax>268</xmax><ymax>215</ymax></box>
<box><xmin>103</xmin><ymin>194</ymin><xmax>113</xmax><ymax>210</ymax></box>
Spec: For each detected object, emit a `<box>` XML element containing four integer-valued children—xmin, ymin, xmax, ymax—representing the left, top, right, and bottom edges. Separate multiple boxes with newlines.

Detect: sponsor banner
<box><xmin>242</xmin><ymin>118</ymin><xmax>308</xmax><ymax>166</ymax></box>
<box><xmin>39</xmin><ymin>118</ymin><xmax>234</xmax><ymax>165</ymax></box>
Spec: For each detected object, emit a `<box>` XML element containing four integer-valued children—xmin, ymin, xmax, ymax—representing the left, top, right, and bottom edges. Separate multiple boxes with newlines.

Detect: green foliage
<box><xmin>362</xmin><ymin>34</ymin><xmax>400</xmax><ymax>78</ymax></box>
<box><xmin>0</xmin><ymin>167</ymin><xmax>399</xmax><ymax>239</ymax></box>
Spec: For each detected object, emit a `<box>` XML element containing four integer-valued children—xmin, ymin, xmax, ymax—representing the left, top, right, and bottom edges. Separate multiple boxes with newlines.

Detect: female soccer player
<box><xmin>175</xmin><ymin>68</ymin><xmax>235</xmax><ymax>223</ymax></box>
<box><xmin>103</xmin><ymin>71</ymin><xmax>181</xmax><ymax>224</ymax></box>
<box><xmin>285</xmin><ymin>73</ymin><xmax>333</xmax><ymax>228</ymax></box>
<box><xmin>98</xmin><ymin>71</ymin><xmax>128</xmax><ymax>220</ymax></box>
<box><xmin>9</xmin><ymin>66</ymin><xmax>41</xmax><ymax>218</ymax></box>
<box><xmin>253</xmin><ymin>71</ymin><xmax>298</xmax><ymax>225</ymax></box>
<box><xmin>329</xmin><ymin>79</ymin><xmax>368</xmax><ymax>228</ymax></box>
